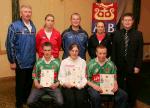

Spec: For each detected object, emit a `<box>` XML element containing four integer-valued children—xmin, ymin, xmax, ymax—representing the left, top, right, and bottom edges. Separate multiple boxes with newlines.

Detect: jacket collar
<box><xmin>68</xmin><ymin>25</ymin><xmax>83</xmax><ymax>33</ymax></box>
<box><xmin>122</xmin><ymin>28</ymin><xmax>134</xmax><ymax>34</ymax></box>
<box><xmin>20</xmin><ymin>18</ymin><xmax>34</xmax><ymax>27</ymax></box>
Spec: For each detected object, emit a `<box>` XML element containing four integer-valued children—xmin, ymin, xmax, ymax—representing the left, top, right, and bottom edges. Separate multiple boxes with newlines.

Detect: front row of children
<box><xmin>27</xmin><ymin>42</ymin><xmax>128</xmax><ymax>108</ymax></box>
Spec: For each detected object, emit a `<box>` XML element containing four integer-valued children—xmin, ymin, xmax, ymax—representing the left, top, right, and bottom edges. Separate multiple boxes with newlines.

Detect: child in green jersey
<box><xmin>87</xmin><ymin>45</ymin><xmax>128</xmax><ymax>108</ymax></box>
<box><xmin>27</xmin><ymin>42</ymin><xmax>63</xmax><ymax>107</ymax></box>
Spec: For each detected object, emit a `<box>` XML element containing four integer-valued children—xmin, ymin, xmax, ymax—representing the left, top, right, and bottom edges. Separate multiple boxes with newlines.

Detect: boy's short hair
<box><xmin>121</xmin><ymin>13</ymin><xmax>134</xmax><ymax>20</ymax></box>
<box><xmin>96</xmin><ymin>45</ymin><xmax>107</xmax><ymax>52</ymax></box>
<box><xmin>42</xmin><ymin>42</ymin><xmax>52</xmax><ymax>48</ymax></box>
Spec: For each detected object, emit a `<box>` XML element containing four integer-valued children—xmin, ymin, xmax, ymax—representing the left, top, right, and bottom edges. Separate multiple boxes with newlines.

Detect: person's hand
<box><xmin>34</xmin><ymin>80</ymin><xmax>43</xmax><ymax>89</ymax></box>
<box><xmin>92</xmin><ymin>84</ymin><xmax>103</xmax><ymax>93</ymax></box>
<box><xmin>74</xmin><ymin>84</ymin><xmax>84</xmax><ymax>90</ymax></box>
<box><xmin>10</xmin><ymin>63</ymin><xmax>16</xmax><ymax>70</ymax></box>
<box><xmin>112</xmin><ymin>81</ymin><xmax>118</xmax><ymax>93</ymax></box>
<box><xmin>134</xmin><ymin>67</ymin><xmax>140</xmax><ymax>74</ymax></box>
<box><xmin>50</xmin><ymin>82</ymin><xmax>59</xmax><ymax>90</ymax></box>
<box><xmin>63</xmin><ymin>82</ymin><xmax>74</xmax><ymax>88</ymax></box>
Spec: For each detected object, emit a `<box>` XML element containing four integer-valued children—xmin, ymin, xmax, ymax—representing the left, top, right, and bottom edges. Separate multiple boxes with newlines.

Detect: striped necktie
<box><xmin>124</xmin><ymin>30</ymin><xmax>129</xmax><ymax>56</ymax></box>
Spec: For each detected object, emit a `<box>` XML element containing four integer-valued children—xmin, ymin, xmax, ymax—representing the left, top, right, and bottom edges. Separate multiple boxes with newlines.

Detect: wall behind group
<box><xmin>0</xmin><ymin>0</ymin><xmax>14</xmax><ymax>77</ymax></box>
<box><xmin>0</xmin><ymin>0</ymin><xmax>149</xmax><ymax>78</ymax></box>
<box><xmin>0</xmin><ymin>0</ymin><xmax>95</xmax><ymax>78</ymax></box>
<box><xmin>139</xmin><ymin>0</ymin><xmax>150</xmax><ymax>42</ymax></box>
<box><xmin>20</xmin><ymin>0</ymin><xmax>94</xmax><ymax>35</ymax></box>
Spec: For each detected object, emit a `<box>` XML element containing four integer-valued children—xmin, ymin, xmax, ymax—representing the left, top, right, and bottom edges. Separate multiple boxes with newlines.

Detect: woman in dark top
<box><xmin>88</xmin><ymin>21</ymin><xmax>112</xmax><ymax>59</ymax></box>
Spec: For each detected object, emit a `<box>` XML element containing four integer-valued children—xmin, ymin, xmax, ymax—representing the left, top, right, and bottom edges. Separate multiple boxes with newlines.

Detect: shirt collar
<box><xmin>122</xmin><ymin>28</ymin><xmax>134</xmax><ymax>33</ymax></box>
<box><xmin>42</xmin><ymin>56</ymin><xmax>54</xmax><ymax>64</ymax></box>
<box><xmin>95</xmin><ymin>57</ymin><xmax>108</xmax><ymax>66</ymax></box>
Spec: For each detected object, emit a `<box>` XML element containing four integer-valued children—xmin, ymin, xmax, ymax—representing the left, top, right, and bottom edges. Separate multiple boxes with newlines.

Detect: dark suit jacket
<box><xmin>88</xmin><ymin>33</ymin><xmax>112</xmax><ymax>59</ymax></box>
<box><xmin>111</xmin><ymin>28</ymin><xmax>143</xmax><ymax>73</ymax></box>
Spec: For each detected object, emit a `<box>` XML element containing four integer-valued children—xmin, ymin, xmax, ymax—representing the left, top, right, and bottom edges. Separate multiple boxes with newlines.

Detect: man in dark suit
<box><xmin>111</xmin><ymin>13</ymin><xmax>143</xmax><ymax>108</ymax></box>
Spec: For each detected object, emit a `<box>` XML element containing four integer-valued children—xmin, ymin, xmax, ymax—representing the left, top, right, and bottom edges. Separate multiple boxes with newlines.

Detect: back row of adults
<box><xmin>5</xmin><ymin>4</ymin><xmax>143</xmax><ymax>108</ymax></box>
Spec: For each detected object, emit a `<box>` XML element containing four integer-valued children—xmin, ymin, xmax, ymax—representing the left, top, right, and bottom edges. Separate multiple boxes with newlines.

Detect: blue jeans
<box><xmin>88</xmin><ymin>87</ymin><xmax>128</xmax><ymax>108</ymax></box>
<box><xmin>27</xmin><ymin>87</ymin><xmax>63</xmax><ymax>106</ymax></box>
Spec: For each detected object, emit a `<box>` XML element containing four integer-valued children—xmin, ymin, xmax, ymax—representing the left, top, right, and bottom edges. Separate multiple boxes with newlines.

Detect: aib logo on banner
<box><xmin>92</xmin><ymin>3</ymin><xmax>117</xmax><ymax>33</ymax></box>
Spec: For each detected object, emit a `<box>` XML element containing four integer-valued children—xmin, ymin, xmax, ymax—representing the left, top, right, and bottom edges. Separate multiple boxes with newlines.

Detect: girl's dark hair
<box><xmin>68</xmin><ymin>42</ymin><xmax>80</xmax><ymax>51</ymax></box>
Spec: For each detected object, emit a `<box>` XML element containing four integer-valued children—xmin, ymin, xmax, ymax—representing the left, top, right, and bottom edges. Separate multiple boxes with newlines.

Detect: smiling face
<box><xmin>43</xmin><ymin>46</ymin><xmax>52</xmax><ymax>59</ymax></box>
<box><xmin>96</xmin><ymin>47</ymin><xmax>107</xmax><ymax>62</ymax></box>
<box><xmin>71</xmin><ymin>14</ymin><xmax>81</xmax><ymax>28</ymax></box>
<box><xmin>20</xmin><ymin>6</ymin><xmax>32</xmax><ymax>22</ymax></box>
<box><xmin>96</xmin><ymin>22</ymin><xmax>105</xmax><ymax>34</ymax></box>
<box><xmin>122</xmin><ymin>16</ymin><xmax>134</xmax><ymax>30</ymax></box>
<box><xmin>69</xmin><ymin>45</ymin><xmax>79</xmax><ymax>60</ymax></box>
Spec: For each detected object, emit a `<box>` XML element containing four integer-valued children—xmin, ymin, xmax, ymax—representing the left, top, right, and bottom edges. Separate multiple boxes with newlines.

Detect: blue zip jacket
<box><xmin>62</xmin><ymin>26</ymin><xmax>88</xmax><ymax>59</ymax></box>
<box><xmin>5</xmin><ymin>19</ymin><xmax>36</xmax><ymax>69</ymax></box>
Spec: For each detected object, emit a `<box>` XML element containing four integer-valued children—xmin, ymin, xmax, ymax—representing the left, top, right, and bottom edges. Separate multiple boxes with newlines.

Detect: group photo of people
<box><xmin>1</xmin><ymin>0</ymin><xmax>149</xmax><ymax>108</ymax></box>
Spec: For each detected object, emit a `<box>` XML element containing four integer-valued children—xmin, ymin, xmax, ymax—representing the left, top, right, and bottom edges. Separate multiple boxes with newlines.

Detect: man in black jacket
<box><xmin>111</xmin><ymin>13</ymin><xmax>143</xmax><ymax>108</ymax></box>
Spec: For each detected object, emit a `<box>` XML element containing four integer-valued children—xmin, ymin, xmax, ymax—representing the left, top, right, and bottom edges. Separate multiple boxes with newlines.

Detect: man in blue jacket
<box><xmin>5</xmin><ymin>5</ymin><xmax>36</xmax><ymax>108</ymax></box>
<box><xmin>62</xmin><ymin>13</ymin><xmax>88</xmax><ymax>60</ymax></box>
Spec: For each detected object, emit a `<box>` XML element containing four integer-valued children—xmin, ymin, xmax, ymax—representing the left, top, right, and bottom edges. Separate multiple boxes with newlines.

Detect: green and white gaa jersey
<box><xmin>32</xmin><ymin>57</ymin><xmax>60</xmax><ymax>83</ymax></box>
<box><xmin>87</xmin><ymin>58</ymin><xmax>117</xmax><ymax>86</ymax></box>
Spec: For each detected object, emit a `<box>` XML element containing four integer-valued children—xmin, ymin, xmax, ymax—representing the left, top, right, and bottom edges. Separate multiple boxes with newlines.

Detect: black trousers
<box><xmin>15</xmin><ymin>66</ymin><xmax>33</xmax><ymax>107</ymax></box>
<box><xmin>117</xmin><ymin>65</ymin><xmax>140</xmax><ymax>108</ymax></box>
<box><xmin>61</xmin><ymin>87</ymin><xmax>90</xmax><ymax>108</ymax></box>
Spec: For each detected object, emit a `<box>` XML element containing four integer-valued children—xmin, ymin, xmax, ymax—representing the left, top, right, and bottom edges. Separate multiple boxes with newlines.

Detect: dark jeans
<box><xmin>27</xmin><ymin>88</ymin><xmax>63</xmax><ymax>106</ymax></box>
<box><xmin>88</xmin><ymin>87</ymin><xmax>128</xmax><ymax>108</ymax></box>
<box><xmin>61</xmin><ymin>87</ymin><xmax>90</xmax><ymax>108</ymax></box>
<box><xmin>15</xmin><ymin>66</ymin><xmax>33</xmax><ymax>107</ymax></box>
